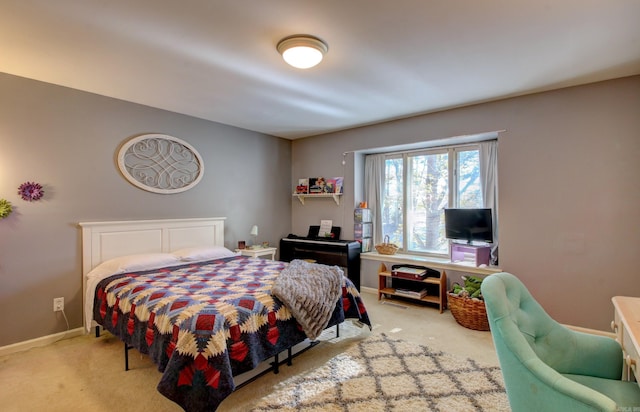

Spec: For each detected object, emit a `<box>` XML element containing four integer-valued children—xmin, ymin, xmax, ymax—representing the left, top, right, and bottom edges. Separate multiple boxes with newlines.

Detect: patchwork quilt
<box><xmin>93</xmin><ymin>256</ymin><xmax>370</xmax><ymax>411</ymax></box>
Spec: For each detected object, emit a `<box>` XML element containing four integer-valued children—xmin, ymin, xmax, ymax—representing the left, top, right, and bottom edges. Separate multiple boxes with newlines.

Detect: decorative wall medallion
<box><xmin>18</xmin><ymin>181</ymin><xmax>44</xmax><ymax>201</ymax></box>
<box><xmin>117</xmin><ymin>134</ymin><xmax>204</xmax><ymax>194</ymax></box>
<box><xmin>0</xmin><ymin>199</ymin><xmax>12</xmax><ymax>219</ymax></box>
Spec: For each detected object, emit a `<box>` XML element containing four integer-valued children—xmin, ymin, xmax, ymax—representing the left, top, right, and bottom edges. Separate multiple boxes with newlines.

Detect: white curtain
<box><xmin>479</xmin><ymin>140</ymin><xmax>499</xmax><ymax>264</ymax></box>
<box><xmin>364</xmin><ymin>154</ymin><xmax>385</xmax><ymax>245</ymax></box>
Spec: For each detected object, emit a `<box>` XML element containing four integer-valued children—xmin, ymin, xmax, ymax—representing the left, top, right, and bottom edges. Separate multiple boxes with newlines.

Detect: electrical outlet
<box><xmin>53</xmin><ymin>297</ymin><xmax>64</xmax><ymax>312</ymax></box>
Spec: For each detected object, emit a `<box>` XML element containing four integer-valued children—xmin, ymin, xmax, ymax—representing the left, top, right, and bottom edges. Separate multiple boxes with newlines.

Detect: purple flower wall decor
<box><xmin>18</xmin><ymin>181</ymin><xmax>44</xmax><ymax>202</ymax></box>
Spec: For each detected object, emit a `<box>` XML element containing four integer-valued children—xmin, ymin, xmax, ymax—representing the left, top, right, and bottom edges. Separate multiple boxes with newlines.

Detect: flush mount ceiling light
<box><xmin>277</xmin><ymin>35</ymin><xmax>328</xmax><ymax>69</ymax></box>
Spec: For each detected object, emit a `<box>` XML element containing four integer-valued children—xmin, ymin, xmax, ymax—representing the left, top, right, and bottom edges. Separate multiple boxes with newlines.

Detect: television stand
<box><xmin>450</xmin><ymin>243</ymin><xmax>491</xmax><ymax>267</ymax></box>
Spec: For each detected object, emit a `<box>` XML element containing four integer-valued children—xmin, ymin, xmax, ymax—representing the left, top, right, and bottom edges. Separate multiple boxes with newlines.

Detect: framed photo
<box><xmin>309</xmin><ymin>177</ymin><xmax>329</xmax><ymax>194</ymax></box>
<box><xmin>296</xmin><ymin>178</ymin><xmax>309</xmax><ymax>194</ymax></box>
<box><xmin>332</xmin><ymin>177</ymin><xmax>343</xmax><ymax>193</ymax></box>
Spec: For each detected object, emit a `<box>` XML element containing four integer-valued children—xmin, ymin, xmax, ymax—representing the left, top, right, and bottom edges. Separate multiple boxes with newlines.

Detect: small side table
<box><xmin>235</xmin><ymin>247</ymin><xmax>277</xmax><ymax>260</ymax></box>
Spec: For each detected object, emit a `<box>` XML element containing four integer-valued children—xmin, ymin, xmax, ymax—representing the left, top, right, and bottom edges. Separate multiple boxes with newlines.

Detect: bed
<box><xmin>80</xmin><ymin>217</ymin><xmax>371</xmax><ymax>412</ymax></box>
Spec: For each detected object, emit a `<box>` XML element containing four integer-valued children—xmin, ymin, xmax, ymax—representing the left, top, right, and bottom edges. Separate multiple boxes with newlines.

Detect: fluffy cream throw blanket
<box><xmin>272</xmin><ymin>259</ymin><xmax>344</xmax><ymax>340</ymax></box>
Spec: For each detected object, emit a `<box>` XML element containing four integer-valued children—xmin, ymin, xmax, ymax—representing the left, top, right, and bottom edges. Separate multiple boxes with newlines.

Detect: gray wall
<box><xmin>292</xmin><ymin>75</ymin><xmax>640</xmax><ymax>332</ymax></box>
<box><xmin>0</xmin><ymin>73</ymin><xmax>292</xmax><ymax>346</ymax></box>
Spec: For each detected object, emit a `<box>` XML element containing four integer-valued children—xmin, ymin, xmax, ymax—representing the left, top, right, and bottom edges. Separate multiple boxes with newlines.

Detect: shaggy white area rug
<box><xmin>251</xmin><ymin>333</ymin><xmax>509</xmax><ymax>411</ymax></box>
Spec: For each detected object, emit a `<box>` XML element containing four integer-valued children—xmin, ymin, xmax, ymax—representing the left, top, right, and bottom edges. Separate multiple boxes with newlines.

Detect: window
<box><xmin>380</xmin><ymin>144</ymin><xmax>487</xmax><ymax>255</ymax></box>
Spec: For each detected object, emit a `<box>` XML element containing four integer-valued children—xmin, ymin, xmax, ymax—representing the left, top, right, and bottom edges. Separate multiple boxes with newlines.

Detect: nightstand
<box><xmin>235</xmin><ymin>246</ymin><xmax>277</xmax><ymax>260</ymax></box>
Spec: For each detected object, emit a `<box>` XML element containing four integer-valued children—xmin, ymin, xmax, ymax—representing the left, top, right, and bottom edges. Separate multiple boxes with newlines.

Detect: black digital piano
<box><xmin>280</xmin><ymin>226</ymin><xmax>362</xmax><ymax>291</ymax></box>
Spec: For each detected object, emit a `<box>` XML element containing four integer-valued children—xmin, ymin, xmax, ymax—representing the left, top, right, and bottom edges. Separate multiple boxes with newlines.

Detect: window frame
<box><xmin>383</xmin><ymin>143</ymin><xmax>485</xmax><ymax>257</ymax></box>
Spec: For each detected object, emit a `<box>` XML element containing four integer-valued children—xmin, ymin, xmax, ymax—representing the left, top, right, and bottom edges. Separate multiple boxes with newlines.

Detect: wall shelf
<box><xmin>292</xmin><ymin>193</ymin><xmax>342</xmax><ymax>205</ymax></box>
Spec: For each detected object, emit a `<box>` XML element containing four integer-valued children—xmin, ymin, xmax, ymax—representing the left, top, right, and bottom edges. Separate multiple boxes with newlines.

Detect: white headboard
<box><xmin>79</xmin><ymin>217</ymin><xmax>226</xmax><ymax>275</ymax></box>
<box><xmin>79</xmin><ymin>217</ymin><xmax>226</xmax><ymax>332</ymax></box>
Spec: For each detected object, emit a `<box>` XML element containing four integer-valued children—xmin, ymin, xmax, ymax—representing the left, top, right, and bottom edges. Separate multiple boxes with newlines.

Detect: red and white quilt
<box><xmin>93</xmin><ymin>256</ymin><xmax>370</xmax><ymax>411</ymax></box>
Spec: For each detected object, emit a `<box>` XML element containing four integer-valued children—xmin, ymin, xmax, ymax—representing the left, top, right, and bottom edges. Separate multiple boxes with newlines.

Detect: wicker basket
<box><xmin>448</xmin><ymin>293</ymin><xmax>490</xmax><ymax>331</ymax></box>
<box><xmin>375</xmin><ymin>235</ymin><xmax>399</xmax><ymax>255</ymax></box>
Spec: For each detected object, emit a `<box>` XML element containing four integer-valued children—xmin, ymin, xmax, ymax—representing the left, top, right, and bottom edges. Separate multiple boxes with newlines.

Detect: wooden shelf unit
<box><xmin>377</xmin><ymin>263</ymin><xmax>447</xmax><ymax>313</ymax></box>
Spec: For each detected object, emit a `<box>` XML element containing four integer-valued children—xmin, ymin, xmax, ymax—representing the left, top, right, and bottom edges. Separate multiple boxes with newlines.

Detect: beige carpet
<box><xmin>0</xmin><ymin>291</ymin><xmax>503</xmax><ymax>411</ymax></box>
<box><xmin>251</xmin><ymin>333</ymin><xmax>508</xmax><ymax>411</ymax></box>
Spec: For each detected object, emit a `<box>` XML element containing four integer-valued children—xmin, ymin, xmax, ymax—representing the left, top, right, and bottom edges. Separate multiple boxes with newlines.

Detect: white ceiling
<box><xmin>1</xmin><ymin>1</ymin><xmax>639</xmax><ymax>140</ymax></box>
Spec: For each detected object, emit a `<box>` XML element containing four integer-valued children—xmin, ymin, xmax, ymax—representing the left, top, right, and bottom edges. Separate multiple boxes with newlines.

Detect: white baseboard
<box><xmin>360</xmin><ymin>286</ymin><xmax>377</xmax><ymax>295</ymax></box>
<box><xmin>0</xmin><ymin>327</ymin><xmax>85</xmax><ymax>357</ymax></box>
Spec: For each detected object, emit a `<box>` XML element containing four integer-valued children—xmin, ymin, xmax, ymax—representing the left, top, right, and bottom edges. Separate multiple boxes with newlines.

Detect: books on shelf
<box><xmin>391</xmin><ymin>265</ymin><xmax>441</xmax><ymax>280</ymax></box>
<box><xmin>392</xmin><ymin>266</ymin><xmax>428</xmax><ymax>280</ymax></box>
<box><xmin>394</xmin><ymin>288</ymin><xmax>428</xmax><ymax>299</ymax></box>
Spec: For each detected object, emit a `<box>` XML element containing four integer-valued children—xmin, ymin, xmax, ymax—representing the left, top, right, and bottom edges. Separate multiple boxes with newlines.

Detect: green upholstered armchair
<box><xmin>481</xmin><ymin>272</ymin><xmax>640</xmax><ymax>412</ymax></box>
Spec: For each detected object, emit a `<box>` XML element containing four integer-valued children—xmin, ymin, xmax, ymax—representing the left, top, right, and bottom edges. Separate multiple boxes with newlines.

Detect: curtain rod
<box><xmin>359</xmin><ymin>129</ymin><xmax>505</xmax><ymax>157</ymax></box>
<box><xmin>342</xmin><ymin>130</ymin><xmax>506</xmax><ymax>157</ymax></box>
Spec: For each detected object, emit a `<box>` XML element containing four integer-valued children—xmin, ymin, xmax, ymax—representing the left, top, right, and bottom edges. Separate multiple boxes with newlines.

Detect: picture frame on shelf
<box><xmin>309</xmin><ymin>177</ymin><xmax>329</xmax><ymax>194</ymax></box>
<box><xmin>326</xmin><ymin>178</ymin><xmax>337</xmax><ymax>194</ymax></box>
<box><xmin>295</xmin><ymin>178</ymin><xmax>309</xmax><ymax>194</ymax></box>
<box><xmin>331</xmin><ymin>177</ymin><xmax>343</xmax><ymax>194</ymax></box>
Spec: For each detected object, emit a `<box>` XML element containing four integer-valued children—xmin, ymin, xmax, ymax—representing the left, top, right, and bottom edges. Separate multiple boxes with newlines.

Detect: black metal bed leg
<box><xmin>287</xmin><ymin>347</ymin><xmax>293</xmax><ymax>366</ymax></box>
<box><xmin>124</xmin><ymin>342</ymin><xmax>130</xmax><ymax>371</ymax></box>
<box><xmin>95</xmin><ymin>325</ymin><xmax>100</xmax><ymax>338</ymax></box>
<box><xmin>336</xmin><ymin>323</ymin><xmax>340</xmax><ymax>338</ymax></box>
<box><xmin>273</xmin><ymin>353</ymin><xmax>279</xmax><ymax>374</ymax></box>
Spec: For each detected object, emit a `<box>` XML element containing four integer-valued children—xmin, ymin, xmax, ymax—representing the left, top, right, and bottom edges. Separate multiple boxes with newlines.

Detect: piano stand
<box><xmin>280</xmin><ymin>237</ymin><xmax>361</xmax><ymax>290</ymax></box>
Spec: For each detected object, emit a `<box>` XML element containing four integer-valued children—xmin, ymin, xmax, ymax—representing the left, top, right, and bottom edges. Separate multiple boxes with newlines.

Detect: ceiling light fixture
<box><xmin>277</xmin><ymin>35</ymin><xmax>328</xmax><ymax>69</ymax></box>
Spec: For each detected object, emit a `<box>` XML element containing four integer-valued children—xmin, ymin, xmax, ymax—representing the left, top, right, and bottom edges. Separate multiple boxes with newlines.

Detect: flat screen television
<box><xmin>444</xmin><ymin>208</ymin><xmax>493</xmax><ymax>244</ymax></box>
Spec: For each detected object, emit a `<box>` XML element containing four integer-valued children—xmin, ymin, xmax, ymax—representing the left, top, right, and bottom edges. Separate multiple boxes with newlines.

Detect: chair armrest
<box><xmin>518</xmin><ymin>357</ymin><xmax>619</xmax><ymax>412</ymax></box>
<box><xmin>565</xmin><ymin>330</ymin><xmax>623</xmax><ymax>380</ymax></box>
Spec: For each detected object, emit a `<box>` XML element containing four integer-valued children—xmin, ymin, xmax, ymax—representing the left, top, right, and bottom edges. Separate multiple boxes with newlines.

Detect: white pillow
<box><xmin>86</xmin><ymin>253</ymin><xmax>180</xmax><ymax>278</ymax></box>
<box><xmin>171</xmin><ymin>246</ymin><xmax>239</xmax><ymax>262</ymax></box>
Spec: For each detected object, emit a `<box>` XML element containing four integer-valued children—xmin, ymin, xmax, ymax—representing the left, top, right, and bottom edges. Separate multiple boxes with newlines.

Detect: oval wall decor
<box><xmin>117</xmin><ymin>134</ymin><xmax>204</xmax><ymax>194</ymax></box>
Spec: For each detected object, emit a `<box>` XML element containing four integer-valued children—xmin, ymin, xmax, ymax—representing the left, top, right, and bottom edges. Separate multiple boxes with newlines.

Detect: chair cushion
<box><xmin>563</xmin><ymin>374</ymin><xmax>640</xmax><ymax>408</ymax></box>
